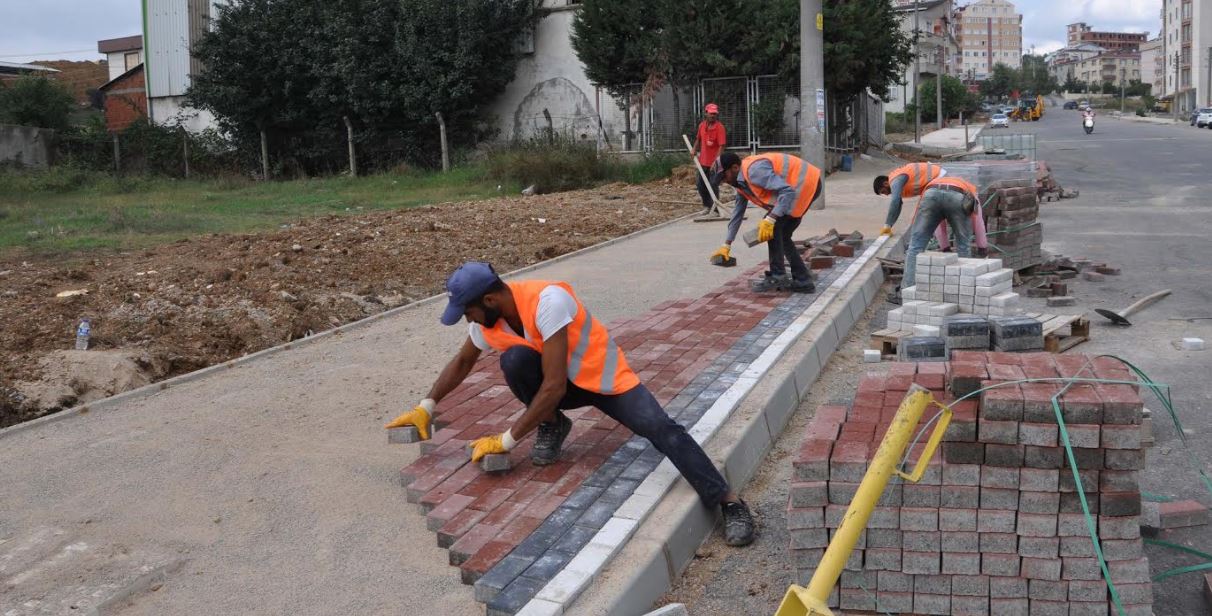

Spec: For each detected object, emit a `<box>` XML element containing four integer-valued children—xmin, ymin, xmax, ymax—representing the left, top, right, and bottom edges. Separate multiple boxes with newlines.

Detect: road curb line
<box><xmin>0</xmin><ymin>209</ymin><xmax>698</xmax><ymax>441</ymax></box>
<box><xmin>515</xmin><ymin>234</ymin><xmax>904</xmax><ymax>615</ymax></box>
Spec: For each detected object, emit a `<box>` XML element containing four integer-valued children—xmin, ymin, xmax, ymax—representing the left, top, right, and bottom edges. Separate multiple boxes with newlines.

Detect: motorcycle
<box><xmin>1083</xmin><ymin>116</ymin><xmax>1094</xmax><ymax>134</ymax></box>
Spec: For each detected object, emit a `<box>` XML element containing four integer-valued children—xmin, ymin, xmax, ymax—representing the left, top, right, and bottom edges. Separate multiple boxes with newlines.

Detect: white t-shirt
<box><xmin>468</xmin><ymin>285</ymin><xmax>579</xmax><ymax>351</ymax></box>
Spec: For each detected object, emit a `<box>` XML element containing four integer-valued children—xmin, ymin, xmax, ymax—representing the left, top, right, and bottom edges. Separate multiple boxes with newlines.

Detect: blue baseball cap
<box><xmin>440</xmin><ymin>261</ymin><xmax>502</xmax><ymax>326</ymax></box>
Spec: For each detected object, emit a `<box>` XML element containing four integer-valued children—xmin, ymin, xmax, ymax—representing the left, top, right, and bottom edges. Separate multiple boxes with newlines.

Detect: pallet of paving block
<box><xmin>870</xmin><ymin>326</ymin><xmax>914</xmax><ymax>357</ymax></box>
<box><xmin>1022</xmin><ymin>312</ymin><xmax>1091</xmax><ymax>353</ymax></box>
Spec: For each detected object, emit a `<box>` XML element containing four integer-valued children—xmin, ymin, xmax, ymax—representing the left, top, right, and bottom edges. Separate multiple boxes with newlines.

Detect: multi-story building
<box><xmin>1140</xmin><ymin>37</ymin><xmax>1165</xmax><ymax>95</ymax></box>
<box><xmin>1066</xmin><ymin>22</ymin><xmax>1149</xmax><ymax>52</ymax></box>
<box><xmin>1046</xmin><ymin>42</ymin><xmax>1108</xmax><ymax>85</ymax></box>
<box><xmin>955</xmin><ymin>0</ymin><xmax>1023</xmax><ymax>81</ymax></box>
<box><xmin>1163</xmin><ymin>0</ymin><xmax>1212</xmax><ymax>112</ymax></box>
<box><xmin>97</xmin><ymin>35</ymin><xmax>143</xmax><ymax>82</ymax></box>
<box><xmin>1071</xmin><ymin>52</ymin><xmax>1142</xmax><ymax>87</ymax></box>
<box><xmin>885</xmin><ymin>0</ymin><xmax>962</xmax><ymax>114</ymax></box>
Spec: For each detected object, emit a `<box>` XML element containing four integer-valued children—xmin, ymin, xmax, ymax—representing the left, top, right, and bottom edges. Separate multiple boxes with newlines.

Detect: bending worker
<box><xmin>873</xmin><ymin>162</ymin><xmax>946</xmax><ymax>235</ymax></box>
<box><xmin>385</xmin><ymin>262</ymin><xmax>757</xmax><ymax>546</ymax></box>
<box><xmin>901</xmin><ymin>175</ymin><xmax>980</xmax><ymax>290</ymax></box>
<box><xmin>709</xmin><ymin>152</ymin><xmax>822</xmax><ymax>293</ymax></box>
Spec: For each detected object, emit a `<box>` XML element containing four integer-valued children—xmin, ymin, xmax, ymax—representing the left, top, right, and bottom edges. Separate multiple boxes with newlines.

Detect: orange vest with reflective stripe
<box><xmin>479</xmin><ymin>281</ymin><xmax>639</xmax><ymax>395</ymax></box>
<box><xmin>737</xmin><ymin>153</ymin><xmax>821</xmax><ymax>218</ymax></box>
<box><xmin>925</xmin><ymin>176</ymin><xmax>978</xmax><ymax>198</ymax></box>
<box><xmin>889</xmin><ymin>162</ymin><xmax>944</xmax><ymax>198</ymax></box>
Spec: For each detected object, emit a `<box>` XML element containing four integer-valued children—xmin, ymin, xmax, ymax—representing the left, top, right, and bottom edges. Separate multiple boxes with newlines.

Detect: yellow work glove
<box><xmin>757</xmin><ymin>215</ymin><xmax>777</xmax><ymax>243</ymax></box>
<box><xmin>880</xmin><ymin>225</ymin><xmax>893</xmax><ymax>236</ymax></box>
<box><xmin>469</xmin><ymin>430</ymin><xmax>516</xmax><ymax>462</ymax></box>
<box><xmin>384</xmin><ymin>399</ymin><xmax>434</xmax><ymax>440</ymax></box>
<box><xmin>710</xmin><ymin>244</ymin><xmax>731</xmax><ymax>261</ymax></box>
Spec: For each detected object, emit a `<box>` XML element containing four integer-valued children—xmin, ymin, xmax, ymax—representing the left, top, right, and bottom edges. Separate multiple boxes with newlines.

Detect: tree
<box><xmin>572</xmin><ymin>0</ymin><xmax>913</xmax><ymax>106</ymax></box>
<box><xmin>1019</xmin><ymin>54</ymin><xmax>1058</xmax><ymax>95</ymax></box>
<box><xmin>188</xmin><ymin>0</ymin><xmax>535</xmax><ymax>173</ymax></box>
<box><xmin>822</xmin><ymin>0</ymin><xmax>914</xmax><ymax>104</ymax></box>
<box><xmin>980</xmin><ymin>63</ymin><xmax>1019</xmax><ymax>100</ymax></box>
<box><xmin>0</xmin><ymin>76</ymin><xmax>75</xmax><ymax>130</ymax></box>
<box><xmin>912</xmin><ymin>75</ymin><xmax>973</xmax><ymax>120</ymax></box>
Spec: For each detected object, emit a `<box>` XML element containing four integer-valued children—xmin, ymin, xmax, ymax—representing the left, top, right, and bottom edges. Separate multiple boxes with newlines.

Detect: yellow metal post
<box><xmin>775</xmin><ymin>384</ymin><xmax>952</xmax><ymax>616</ymax></box>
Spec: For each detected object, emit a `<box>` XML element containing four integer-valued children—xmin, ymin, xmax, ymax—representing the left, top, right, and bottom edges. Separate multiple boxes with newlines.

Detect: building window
<box><xmin>124</xmin><ymin>51</ymin><xmax>139</xmax><ymax>72</ymax></box>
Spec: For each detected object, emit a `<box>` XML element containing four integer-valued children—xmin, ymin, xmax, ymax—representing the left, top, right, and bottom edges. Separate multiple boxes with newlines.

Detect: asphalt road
<box><xmin>664</xmin><ymin>109</ymin><xmax>1212</xmax><ymax>615</ymax></box>
<box><xmin>1024</xmin><ymin>108</ymin><xmax>1212</xmax><ymax>616</ymax></box>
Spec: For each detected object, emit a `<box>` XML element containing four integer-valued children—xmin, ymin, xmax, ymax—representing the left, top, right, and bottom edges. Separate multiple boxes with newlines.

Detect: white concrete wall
<box><xmin>487</xmin><ymin>3</ymin><xmax>629</xmax><ymax>147</ymax></box>
<box><xmin>149</xmin><ymin>96</ymin><xmax>217</xmax><ymax>133</ymax></box>
<box><xmin>106</xmin><ymin>50</ymin><xmax>144</xmax><ymax>82</ymax></box>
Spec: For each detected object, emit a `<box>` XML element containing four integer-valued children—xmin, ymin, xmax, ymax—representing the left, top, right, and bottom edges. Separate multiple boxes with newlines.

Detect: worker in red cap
<box><xmin>691</xmin><ymin>103</ymin><xmax>727</xmax><ymax>214</ymax></box>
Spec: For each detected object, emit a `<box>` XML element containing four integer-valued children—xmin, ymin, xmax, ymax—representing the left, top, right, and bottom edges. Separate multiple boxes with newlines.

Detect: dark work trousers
<box><xmin>499</xmin><ymin>346</ymin><xmax>730</xmax><ymax>507</ymax></box>
<box><xmin>766</xmin><ymin>179</ymin><xmax>820</xmax><ymax>283</ymax></box>
<box><xmin>695</xmin><ymin>164</ymin><xmax>721</xmax><ymax>209</ymax></box>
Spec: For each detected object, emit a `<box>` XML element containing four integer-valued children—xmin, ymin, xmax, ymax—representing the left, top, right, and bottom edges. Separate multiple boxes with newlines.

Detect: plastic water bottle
<box><xmin>75</xmin><ymin>318</ymin><xmax>91</xmax><ymax>351</ymax></box>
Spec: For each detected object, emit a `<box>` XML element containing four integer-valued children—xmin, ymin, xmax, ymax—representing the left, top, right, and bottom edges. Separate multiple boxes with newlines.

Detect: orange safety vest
<box><xmin>736</xmin><ymin>153</ymin><xmax>821</xmax><ymax>218</ymax></box>
<box><xmin>889</xmin><ymin>162</ymin><xmax>944</xmax><ymax>198</ymax></box>
<box><xmin>479</xmin><ymin>280</ymin><xmax>639</xmax><ymax>395</ymax></box>
<box><xmin>924</xmin><ymin>175</ymin><xmax>978</xmax><ymax>198</ymax></box>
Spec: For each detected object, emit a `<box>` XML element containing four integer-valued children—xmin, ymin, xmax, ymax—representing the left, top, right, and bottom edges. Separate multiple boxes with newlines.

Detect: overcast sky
<box><xmin>0</xmin><ymin>0</ymin><xmax>1162</xmax><ymax>65</ymax></box>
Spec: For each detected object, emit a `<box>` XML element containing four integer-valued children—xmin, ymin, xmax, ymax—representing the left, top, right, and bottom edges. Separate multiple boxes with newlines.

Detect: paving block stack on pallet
<box><xmin>894</xmin><ymin>252</ymin><xmax>1021</xmax><ymax>322</ymax></box>
<box><xmin>788</xmin><ymin>353</ymin><xmax>1153</xmax><ymax>615</ymax></box>
<box><xmin>982</xmin><ymin>179</ymin><xmax>1043</xmax><ymax>272</ymax></box>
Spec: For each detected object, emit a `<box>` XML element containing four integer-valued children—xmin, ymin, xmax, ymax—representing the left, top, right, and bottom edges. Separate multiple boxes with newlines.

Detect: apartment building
<box><xmin>1067</xmin><ymin>22</ymin><xmax>1149</xmax><ymax>52</ymax></box>
<box><xmin>955</xmin><ymin>0</ymin><xmax>1023</xmax><ymax>80</ymax></box>
<box><xmin>1162</xmin><ymin>0</ymin><xmax>1212</xmax><ymax>112</ymax></box>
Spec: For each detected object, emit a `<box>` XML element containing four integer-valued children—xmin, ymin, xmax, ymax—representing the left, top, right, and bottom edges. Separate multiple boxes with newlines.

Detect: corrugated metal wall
<box><xmin>146</xmin><ymin>0</ymin><xmax>225</xmax><ymax>99</ymax></box>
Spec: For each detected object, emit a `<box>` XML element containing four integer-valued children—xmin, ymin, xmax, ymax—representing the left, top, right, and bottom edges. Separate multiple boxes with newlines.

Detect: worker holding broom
<box><xmin>690</xmin><ymin>103</ymin><xmax>726</xmax><ymax>215</ymax></box>
<box><xmin>385</xmin><ymin>261</ymin><xmax>757</xmax><ymax>546</ymax></box>
<box><xmin>709</xmin><ymin>152</ymin><xmax>822</xmax><ymax>293</ymax></box>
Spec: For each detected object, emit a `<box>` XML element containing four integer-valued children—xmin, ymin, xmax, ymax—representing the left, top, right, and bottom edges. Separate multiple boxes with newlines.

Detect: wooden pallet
<box><xmin>870</xmin><ymin>327</ymin><xmax>914</xmax><ymax>357</ymax></box>
<box><xmin>1023</xmin><ymin>312</ymin><xmax>1091</xmax><ymax>353</ymax></box>
<box><xmin>870</xmin><ymin>313</ymin><xmax>1091</xmax><ymax>357</ymax></box>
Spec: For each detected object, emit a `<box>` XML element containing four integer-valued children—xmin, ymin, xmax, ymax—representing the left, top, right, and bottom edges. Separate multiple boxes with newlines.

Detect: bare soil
<box><xmin>0</xmin><ymin>179</ymin><xmax>700</xmax><ymax>427</ymax></box>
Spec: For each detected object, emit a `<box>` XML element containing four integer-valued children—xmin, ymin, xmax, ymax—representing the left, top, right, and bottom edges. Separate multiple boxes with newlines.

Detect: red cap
<box><xmin>704</xmin><ymin>103</ymin><xmax>719</xmax><ymax>114</ymax></box>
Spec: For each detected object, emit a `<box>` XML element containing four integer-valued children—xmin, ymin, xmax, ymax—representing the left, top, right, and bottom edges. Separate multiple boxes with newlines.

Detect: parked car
<box><xmin>980</xmin><ymin>102</ymin><xmax>995</xmax><ymax>113</ymax></box>
<box><xmin>999</xmin><ymin>106</ymin><xmax>1015</xmax><ymax>115</ymax></box>
<box><xmin>1197</xmin><ymin>108</ymin><xmax>1212</xmax><ymax>128</ymax></box>
<box><xmin>1078</xmin><ymin>100</ymin><xmax>1090</xmax><ymax>111</ymax></box>
<box><xmin>990</xmin><ymin>113</ymin><xmax>1010</xmax><ymax>128</ymax></box>
<box><xmin>1063</xmin><ymin>101</ymin><xmax>1078</xmax><ymax>110</ymax></box>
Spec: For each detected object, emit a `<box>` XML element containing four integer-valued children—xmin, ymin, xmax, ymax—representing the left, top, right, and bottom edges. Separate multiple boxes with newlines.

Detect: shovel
<box><xmin>1094</xmin><ymin>289</ymin><xmax>1171</xmax><ymax>326</ymax></box>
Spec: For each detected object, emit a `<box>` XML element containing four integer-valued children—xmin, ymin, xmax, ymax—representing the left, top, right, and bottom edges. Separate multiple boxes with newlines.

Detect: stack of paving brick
<box><xmin>788</xmin><ymin>353</ymin><xmax>1153</xmax><ymax>615</ymax></box>
<box><xmin>982</xmin><ymin>179</ymin><xmax>1043</xmax><ymax>272</ymax></box>
<box><xmin>895</xmin><ymin>252</ymin><xmax>1020</xmax><ymax>322</ymax></box>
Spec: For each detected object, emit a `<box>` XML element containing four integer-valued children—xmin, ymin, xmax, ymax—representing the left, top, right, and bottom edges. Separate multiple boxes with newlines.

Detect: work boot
<box><xmin>787</xmin><ymin>277</ymin><xmax>815</xmax><ymax>294</ymax></box>
<box><xmin>531</xmin><ymin>412</ymin><xmax>572</xmax><ymax>466</ymax></box>
<box><xmin>751</xmin><ymin>272</ymin><xmax>791</xmax><ymax>293</ymax></box>
<box><xmin>721</xmin><ymin>499</ymin><xmax>756</xmax><ymax>546</ymax></box>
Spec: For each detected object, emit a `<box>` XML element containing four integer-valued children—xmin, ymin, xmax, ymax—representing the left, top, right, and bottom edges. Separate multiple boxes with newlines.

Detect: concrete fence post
<box><xmin>344</xmin><ymin>115</ymin><xmax>357</xmax><ymax>177</ymax></box>
<box><xmin>435</xmin><ymin>112</ymin><xmax>449</xmax><ymax>173</ymax></box>
<box><xmin>112</xmin><ymin>133</ymin><xmax>120</xmax><ymax>175</ymax></box>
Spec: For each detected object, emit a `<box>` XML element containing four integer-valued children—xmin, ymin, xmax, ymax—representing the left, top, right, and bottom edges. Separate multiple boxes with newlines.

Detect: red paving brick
<box><xmin>397</xmin><ymin>262</ymin><xmax>837</xmax><ymax>585</ymax></box>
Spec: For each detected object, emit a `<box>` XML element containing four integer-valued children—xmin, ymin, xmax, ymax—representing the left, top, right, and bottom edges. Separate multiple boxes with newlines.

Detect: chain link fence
<box><xmin>611</xmin><ymin>75</ymin><xmax>882</xmax><ymax>156</ymax></box>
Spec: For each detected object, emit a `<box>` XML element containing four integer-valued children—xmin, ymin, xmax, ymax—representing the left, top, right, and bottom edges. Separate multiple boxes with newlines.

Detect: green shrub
<box><xmin>485</xmin><ymin>135</ymin><xmax>677</xmax><ymax>193</ymax></box>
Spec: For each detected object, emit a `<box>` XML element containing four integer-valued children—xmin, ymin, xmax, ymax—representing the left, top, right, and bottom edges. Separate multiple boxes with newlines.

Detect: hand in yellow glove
<box><xmin>880</xmin><ymin>225</ymin><xmax>893</xmax><ymax>236</ymax></box>
<box><xmin>710</xmin><ymin>244</ymin><xmax>731</xmax><ymax>261</ymax></box>
<box><xmin>384</xmin><ymin>399</ymin><xmax>434</xmax><ymax>440</ymax></box>
<box><xmin>757</xmin><ymin>215</ymin><xmax>777</xmax><ymax>243</ymax></box>
<box><xmin>469</xmin><ymin>431</ymin><xmax>515</xmax><ymax>462</ymax></box>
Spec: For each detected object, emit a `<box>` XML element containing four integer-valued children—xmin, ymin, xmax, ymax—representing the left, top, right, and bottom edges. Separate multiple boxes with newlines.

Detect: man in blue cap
<box><xmin>386</xmin><ymin>262</ymin><xmax>756</xmax><ymax>546</ymax></box>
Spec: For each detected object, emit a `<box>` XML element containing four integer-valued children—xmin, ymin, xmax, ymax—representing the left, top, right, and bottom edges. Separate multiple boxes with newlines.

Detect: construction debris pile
<box><xmin>789</xmin><ymin>353</ymin><xmax>1153</xmax><ymax>615</ymax></box>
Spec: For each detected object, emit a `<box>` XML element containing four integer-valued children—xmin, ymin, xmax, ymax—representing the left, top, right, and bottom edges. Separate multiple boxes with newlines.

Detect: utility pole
<box><xmin>936</xmin><ymin>45</ymin><xmax>944</xmax><ymax>129</ymax></box>
<box><xmin>1120</xmin><ymin>68</ymin><xmax>1125</xmax><ymax>113</ymax></box>
<box><xmin>1174</xmin><ymin>51</ymin><xmax>1181</xmax><ymax>120</ymax></box>
<box><xmin>1206</xmin><ymin>47</ymin><xmax>1211</xmax><ymax>105</ymax></box>
<box><xmin>913</xmin><ymin>0</ymin><xmax>921</xmax><ymax>142</ymax></box>
<box><xmin>800</xmin><ymin>0</ymin><xmax>826</xmax><ymax>175</ymax></box>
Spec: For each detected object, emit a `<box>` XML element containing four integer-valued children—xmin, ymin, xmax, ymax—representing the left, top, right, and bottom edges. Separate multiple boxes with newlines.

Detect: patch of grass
<box><xmin>0</xmin><ymin>165</ymin><xmax>515</xmax><ymax>257</ymax></box>
<box><xmin>485</xmin><ymin>137</ymin><xmax>679</xmax><ymax>193</ymax></box>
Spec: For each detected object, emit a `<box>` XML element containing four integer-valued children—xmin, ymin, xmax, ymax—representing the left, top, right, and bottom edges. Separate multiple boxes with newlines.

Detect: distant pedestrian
<box><xmin>691</xmin><ymin>103</ymin><xmax>727</xmax><ymax>214</ymax></box>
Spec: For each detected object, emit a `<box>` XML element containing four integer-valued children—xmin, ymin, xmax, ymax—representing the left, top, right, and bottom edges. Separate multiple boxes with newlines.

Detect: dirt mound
<box><xmin>0</xmin><ymin>181</ymin><xmax>698</xmax><ymax>427</ymax></box>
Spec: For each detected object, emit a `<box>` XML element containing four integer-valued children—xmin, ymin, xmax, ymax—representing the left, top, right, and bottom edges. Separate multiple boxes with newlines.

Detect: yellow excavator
<box><xmin>1010</xmin><ymin>95</ymin><xmax>1044</xmax><ymax>121</ymax></box>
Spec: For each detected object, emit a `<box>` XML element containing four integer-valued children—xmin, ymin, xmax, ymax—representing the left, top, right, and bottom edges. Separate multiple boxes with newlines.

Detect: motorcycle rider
<box><xmin>1082</xmin><ymin>107</ymin><xmax>1095</xmax><ymax>133</ymax></box>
